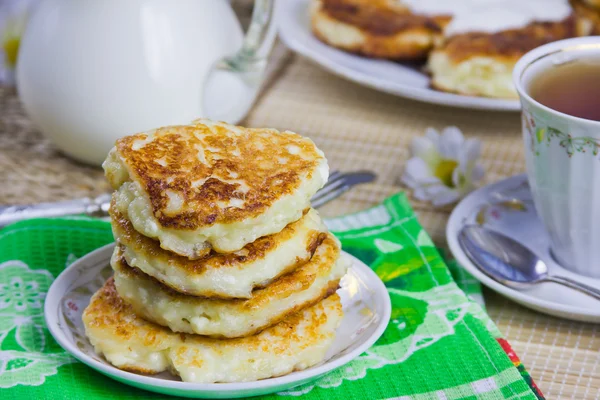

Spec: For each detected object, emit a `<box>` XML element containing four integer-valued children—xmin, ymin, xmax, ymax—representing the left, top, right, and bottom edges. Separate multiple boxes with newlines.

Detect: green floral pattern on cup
<box><xmin>523</xmin><ymin>110</ymin><xmax>600</xmax><ymax>157</ymax></box>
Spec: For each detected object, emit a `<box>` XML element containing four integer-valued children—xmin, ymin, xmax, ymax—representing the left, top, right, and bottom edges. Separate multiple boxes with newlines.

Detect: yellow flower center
<box><xmin>434</xmin><ymin>159</ymin><xmax>458</xmax><ymax>187</ymax></box>
<box><xmin>3</xmin><ymin>36</ymin><xmax>20</xmax><ymax>68</ymax></box>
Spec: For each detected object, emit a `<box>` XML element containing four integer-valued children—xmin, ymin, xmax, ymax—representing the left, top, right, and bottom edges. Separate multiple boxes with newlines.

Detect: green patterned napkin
<box><xmin>0</xmin><ymin>194</ymin><xmax>543</xmax><ymax>399</ymax></box>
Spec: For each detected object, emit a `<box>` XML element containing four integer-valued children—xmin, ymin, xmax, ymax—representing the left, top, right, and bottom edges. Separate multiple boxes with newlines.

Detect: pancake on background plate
<box><xmin>428</xmin><ymin>17</ymin><xmax>585</xmax><ymax>99</ymax></box>
<box><xmin>83</xmin><ymin>278</ymin><xmax>343</xmax><ymax>383</ymax></box>
<box><xmin>571</xmin><ymin>0</ymin><xmax>600</xmax><ymax>34</ymax></box>
<box><xmin>583</xmin><ymin>0</ymin><xmax>600</xmax><ymax>8</ymax></box>
<box><xmin>111</xmin><ymin>234</ymin><xmax>349</xmax><ymax>338</ymax></box>
<box><xmin>310</xmin><ymin>0</ymin><xmax>451</xmax><ymax>60</ymax></box>
<box><xmin>103</xmin><ymin>119</ymin><xmax>328</xmax><ymax>259</ymax></box>
<box><xmin>110</xmin><ymin>206</ymin><xmax>327</xmax><ymax>299</ymax></box>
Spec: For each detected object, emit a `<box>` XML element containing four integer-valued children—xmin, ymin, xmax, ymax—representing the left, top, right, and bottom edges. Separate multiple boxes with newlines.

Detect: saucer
<box><xmin>44</xmin><ymin>244</ymin><xmax>391</xmax><ymax>399</ymax></box>
<box><xmin>447</xmin><ymin>174</ymin><xmax>600</xmax><ymax>323</ymax></box>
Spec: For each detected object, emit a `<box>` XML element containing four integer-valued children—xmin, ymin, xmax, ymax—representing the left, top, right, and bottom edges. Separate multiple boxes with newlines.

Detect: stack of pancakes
<box><xmin>310</xmin><ymin>0</ymin><xmax>599</xmax><ymax>99</ymax></box>
<box><xmin>83</xmin><ymin>119</ymin><xmax>350</xmax><ymax>383</ymax></box>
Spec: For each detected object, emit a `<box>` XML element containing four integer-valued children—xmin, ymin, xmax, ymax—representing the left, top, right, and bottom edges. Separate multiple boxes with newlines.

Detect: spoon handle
<box><xmin>545</xmin><ymin>276</ymin><xmax>600</xmax><ymax>300</ymax></box>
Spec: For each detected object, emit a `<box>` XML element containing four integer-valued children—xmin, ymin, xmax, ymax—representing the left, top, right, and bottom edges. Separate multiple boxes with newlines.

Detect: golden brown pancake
<box><xmin>111</xmin><ymin>234</ymin><xmax>349</xmax><ymax>338</ymax></box>
<box><xmin>83</xmin><ymin>278</ymin><xmax>343</xmax><ymax>383</ymax></box>
<box><xmin>428</xmin><ymin>17</ymin><xmax>584</xmax><ymax>98</ymax></box>
<box><xmin>110</xmin><ymin>205</ymin><xmax>327</xmax><ymax>298</ymax></box>
<box><xmin>583</xmin><ymin>0</ymin><xmax>600</xmax><ymax>9</ymax></box>
<box><xmin>572</xmin><ymin>0</ymin><xmax>600</xmax><ymax>34</ymax></box>
<box><xmin>103</xmin><ymin>119</ymin><xmax>328</xmax><ymax>259</ymax></box>
<box><xmin>310</xmin><ymin>0</ymin><xmax>450</xmax><ymax>60</ymax></box>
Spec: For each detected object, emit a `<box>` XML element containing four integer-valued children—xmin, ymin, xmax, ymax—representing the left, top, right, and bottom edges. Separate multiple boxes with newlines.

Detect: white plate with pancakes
<box><xmin>45</xmin><ymin>243</ymin><xmax>391</xmax><ymax>399</ymax></box>
<box><xmin>278</xmin><ymin>0</ymin><xmax>592</xmax><ymax>111</ymax></box>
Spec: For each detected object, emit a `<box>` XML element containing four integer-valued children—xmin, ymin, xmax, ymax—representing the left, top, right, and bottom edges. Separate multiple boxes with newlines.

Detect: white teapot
<box><xmin>17</xmin><ymin>0</ymin><xmax>276</xmax><ymax>165</ymax></box>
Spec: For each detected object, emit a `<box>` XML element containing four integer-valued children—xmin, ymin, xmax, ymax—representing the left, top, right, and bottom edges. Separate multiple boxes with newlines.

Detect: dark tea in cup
<box><xmin>529</xmin><ymin>59</ymin><xmax>600</xmax><ymax>121</ymax></box>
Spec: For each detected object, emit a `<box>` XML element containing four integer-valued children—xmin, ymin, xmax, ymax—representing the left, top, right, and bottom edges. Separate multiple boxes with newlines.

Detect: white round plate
<box><xmin>447</xmin><ymin>174</ymin><xmax>600</xmax><ymax>323</ymax></box>
<box><xmin>45</xmin><ymin>244</ymin><xmax>391</xmax><ymax>399</ymax></box>
<box><xmin>277</xmin><ymin>0</ymin><xmax>521</xmax><ymax>112</ymax></box>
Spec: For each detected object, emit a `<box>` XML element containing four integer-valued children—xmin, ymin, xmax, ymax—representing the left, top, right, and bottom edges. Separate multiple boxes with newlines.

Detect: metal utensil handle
<box><xmin>545</xmin><ymin>275</ymin><xmax>600</xmax><ymax>301</ymax></box>
<box><xmin>236</xmin><ymin>0</ymin><xmax>277</xmax><ymax>66</ymax></box>
<box><xmin>202</xmin><ymin>0</ymin><xmax>277</xmax><ymax>123</ymax></box>
<box><xmin>0</xmin><ymin>194</ymin><xmax>111</xmax><ymax>227</ymax></box>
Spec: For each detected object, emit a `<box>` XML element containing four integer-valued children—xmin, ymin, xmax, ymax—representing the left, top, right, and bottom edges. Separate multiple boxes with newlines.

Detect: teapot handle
<box><xmin>202</xmin><ymin>0</ymin><xmax>277</xmax><ymax>124</ymax></box>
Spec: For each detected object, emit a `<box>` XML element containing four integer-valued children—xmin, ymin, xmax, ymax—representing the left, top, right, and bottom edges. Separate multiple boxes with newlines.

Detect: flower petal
<box><xmin>411</xmin><ymin>135</ymin><xmax>443</xmax><ymax>167</ymax></box>
<box><xmin>411</xmin><ymin>181</ymin><xmax>446</xmax><ymax>200</ymax></box>
<box><xmin>403</xmin><ymin>158</ymin><xmax>432</xmax><ymax>181</ymax></box>
<box><xmin>442</xmin><ymin>126</ymin><xmax>464</xmax><ymax>139</ymax></box>
<box><xmin>423</xmin><ymin>183</ymin><xmax>450</xmax><ymax>197</ymax></box>
<box><xmin>464</xmin><ymin>138</ymin><xmax>482</xmax><ymax>161</ymax></box>
<box><xmin>402</xmin><ymin>172</ymin><xmax>440</xmax><ymax>189</ymax></box>
<box><xmin>438</xmin><ymin>127</ymin><xmax>464</xmax><ymax>160</ymax></box>
<box><xmin>410</xmin><ymin>136</ymin><xmax>434</xmax><ymax>157</ymax></box>
<box><xmin>432</xmin><ymin>189</ymin><xmax>461</xmax><ymax>206</ymax></box>
<box><xmin>412</xmin><ymin>187</ymin><xmax>431</xmax><ymax>201</ymax></box>
<box><xmin>424</xmin><ymin>128</ymin><xmax>440</xmax><ymax>143</ymax></box>
<box><xmin>401</xmin><ymin>172</ymin><xmax>431</xmax><ymax>190</ymax></box>
<box><xmin>401</xmin><ymin>175</ymin><xmax>418</xmax><ymax>189</ymax></box>
<box><xmin>458</xmin><ymin>139</ymin><xmax>482</xmax><ymax>174</ymax></box>
<box><xmin>452</xmin><ymin>167</ymin><xmax>464</xmax><ymax>189</ymax></box>
<box><xmin>403</xmin><ymin>175</ymin><xmax>441</xmax><ymax>189</ymax></box>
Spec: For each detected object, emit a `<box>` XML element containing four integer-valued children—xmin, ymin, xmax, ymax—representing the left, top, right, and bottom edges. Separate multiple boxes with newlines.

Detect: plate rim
<box><xmin>44</xmin><ymin>243</ymin><xmax>391</xmax><ymax>395</ymax></box>
<box><xmin>447</xmin><ymin>174</ymin><xmax>600</xmax><ymax>321</ymax></box>
<box><xmin>277</xmin><ymin>0</ymin><xmax>521</xmax><ymax>112</ymax></box>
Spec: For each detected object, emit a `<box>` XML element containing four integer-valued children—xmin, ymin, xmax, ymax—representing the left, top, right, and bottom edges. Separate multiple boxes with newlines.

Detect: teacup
<box><xmin>514</xmin><ymin>37</ymin><xmax>600</xmax><ymax>279</ymax></box>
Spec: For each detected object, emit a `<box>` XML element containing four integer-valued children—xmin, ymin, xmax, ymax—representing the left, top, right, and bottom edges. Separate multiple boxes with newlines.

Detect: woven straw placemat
<box><xmin>0</xmin><ymin>45</ymin><xmax>598</xmax><ymax>399</ymax></box>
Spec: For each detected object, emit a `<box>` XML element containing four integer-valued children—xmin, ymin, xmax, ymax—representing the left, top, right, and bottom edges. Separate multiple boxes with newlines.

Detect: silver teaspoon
<box><xmin>458</xmin><ymin>225</ymin><xmax>600</xmax><ymax>301</ymax></box>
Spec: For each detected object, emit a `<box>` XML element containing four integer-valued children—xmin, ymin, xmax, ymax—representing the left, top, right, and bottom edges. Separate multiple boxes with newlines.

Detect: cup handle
<box><xmin>202</xmin><ymin>0</ymin><xmax>277</xmax><ymax>124</ymax></box>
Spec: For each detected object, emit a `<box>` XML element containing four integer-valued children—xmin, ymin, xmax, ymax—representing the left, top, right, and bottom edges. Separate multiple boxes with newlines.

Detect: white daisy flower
<box><xmin>401</xmin><ymin>126</ymin><xmax>484</xmax><ymax>206</ymax></box>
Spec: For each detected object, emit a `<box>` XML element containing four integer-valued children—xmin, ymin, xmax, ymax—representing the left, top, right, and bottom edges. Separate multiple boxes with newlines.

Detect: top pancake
<box><xmin>103</xmin><ymin>119</ymin><xmax>328</xmax><ymax>258</ymax></box>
